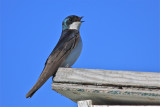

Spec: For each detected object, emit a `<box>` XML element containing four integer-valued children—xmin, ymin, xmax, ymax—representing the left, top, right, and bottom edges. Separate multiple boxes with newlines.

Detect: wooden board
<box><xmin>78</xmin><ymin>100</ymin><xmax>160</xmax><ymax>107</ymax></box>
<box><xmin>52</xmin><ymin>68</ymin><xmax>160</xmax><ymax>105</ymax></box>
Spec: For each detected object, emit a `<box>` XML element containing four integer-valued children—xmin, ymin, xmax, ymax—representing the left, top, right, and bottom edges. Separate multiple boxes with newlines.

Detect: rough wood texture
<box><xmin>78</xmin><ymin>100</ymin><xmax>160</xmax><ymax>107</ymax></box>
<box><xmin>52</xmin><ymin>68</ymin><xmax>160</xmax><ymax>105</ymax></box>
<box><xmin>53</xmin><ymin>68</ymin><xmax>160</xmax><ymax>88</ymax></box>
<box><xmin>78</xmin><ymin>100</ymin><xmax>92</xmax><ymax>107</ymax></box>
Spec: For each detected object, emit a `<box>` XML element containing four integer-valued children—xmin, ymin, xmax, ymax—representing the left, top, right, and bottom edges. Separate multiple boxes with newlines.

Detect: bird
<box><xmin>26</xmin><ymin>15</ymin><xmax>84</xmax><ymax>98</ymax></box>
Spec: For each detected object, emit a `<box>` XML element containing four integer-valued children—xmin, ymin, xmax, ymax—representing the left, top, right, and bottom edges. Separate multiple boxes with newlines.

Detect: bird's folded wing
<box><xmin>45</xmin><ymin>29</ymin><xmax>80</xmax><ymax>69</ymax></box>
<box><xmin>25</xmin><ymin>30</ymin><xmax>79</xmax><ymax>98</ymax></box>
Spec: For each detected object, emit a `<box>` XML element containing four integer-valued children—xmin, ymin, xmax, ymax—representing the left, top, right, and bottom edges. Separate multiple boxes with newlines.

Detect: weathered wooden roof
<box><xmin>52</xmin><ymin>68</ymin><xmax>160</xmax><ymax>105</ymax></box>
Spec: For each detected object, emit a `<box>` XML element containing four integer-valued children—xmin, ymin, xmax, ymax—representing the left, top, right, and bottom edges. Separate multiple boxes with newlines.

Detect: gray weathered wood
<box><xmin>78</xmin><ymin>100</ymin><xmax>92</xmax><ymax>107</ymax></box>
<box><xmin>52</xmin><ymin>68</ymin><xmax>160</xmax><ymax>105</ymax></box>
<box><xmin>78</xmin><ymin>100</ymin><xmax>160</xmax><ymax>107</ymax></box>
<box><xmin>53</xmin><ymin>68</ymin><xmax>160</xmax><ymax>88</ymax></box>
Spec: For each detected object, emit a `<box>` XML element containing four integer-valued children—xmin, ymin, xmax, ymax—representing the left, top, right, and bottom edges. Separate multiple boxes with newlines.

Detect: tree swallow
<box><xmin>26</xmin><ymin>15</ymin><xmax>84</xmax><ymax>98</ymax></box>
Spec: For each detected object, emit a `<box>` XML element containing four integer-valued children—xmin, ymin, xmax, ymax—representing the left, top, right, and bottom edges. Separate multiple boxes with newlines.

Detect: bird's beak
<box><xmin>78</xmin><ymin>16</ymin><xmax>85</xmax><ymax>23</ymax></box>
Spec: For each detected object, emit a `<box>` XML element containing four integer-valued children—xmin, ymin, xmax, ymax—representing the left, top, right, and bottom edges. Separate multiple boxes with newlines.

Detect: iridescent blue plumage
<box><xmin>62</xmin><ymin>18</ymin><xmax>70</xmax><ymax>30</ymax></box>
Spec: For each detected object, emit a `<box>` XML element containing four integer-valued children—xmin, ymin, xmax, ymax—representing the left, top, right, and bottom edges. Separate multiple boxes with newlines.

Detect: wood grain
<box><xmin>77</xmin><ymin>100</ymin><xmax>160</xmax><ymax>107</ymax></box>
<box><xmin>52</xmin><ymin>68</ymin><xmax>160</xmax><ymax>105</ymax></box>
<box><xmin>78</xmin><ymin>100</ymin><xmax>92</xmax><ymax>107</ymax></box>
<box><xmin>53</xmin><ymin>68</ymin><xmax>160</xmax><ymax>88</ymax></box>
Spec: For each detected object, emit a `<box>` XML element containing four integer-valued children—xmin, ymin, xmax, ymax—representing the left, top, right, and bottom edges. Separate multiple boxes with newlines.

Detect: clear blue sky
<box><xmin>1</xmin><ymin>0</ymin><xmax>159</xmax><ymax>107</ymax></box>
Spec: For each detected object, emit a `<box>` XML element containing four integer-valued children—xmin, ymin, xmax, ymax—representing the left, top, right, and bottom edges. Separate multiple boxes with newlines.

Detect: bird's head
<box><xmin>62</xmin><ymin>15</ymin><xmax>84</xmax><ymax>31</ymax></box>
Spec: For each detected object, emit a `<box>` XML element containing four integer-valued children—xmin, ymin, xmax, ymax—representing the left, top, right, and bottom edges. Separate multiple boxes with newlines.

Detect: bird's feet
<box><xmin>65</xmin><ymin>64</ymin><xmax>72</xmax><ymax>68</ymax></box>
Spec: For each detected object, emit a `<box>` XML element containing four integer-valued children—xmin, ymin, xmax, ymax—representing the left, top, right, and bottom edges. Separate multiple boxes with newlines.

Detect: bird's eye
<box><xmin>69</xmin><ymin>19</ymin><xmax>72</xmax><ymax>21</ymax></box>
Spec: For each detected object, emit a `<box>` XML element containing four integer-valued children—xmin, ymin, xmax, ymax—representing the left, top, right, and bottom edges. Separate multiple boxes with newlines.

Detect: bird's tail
<box><xmin>25</xmin><ymin>69</ymin><xmax>51</xmax><ymax>98</ymax></box>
